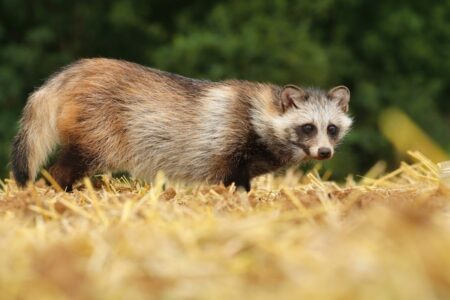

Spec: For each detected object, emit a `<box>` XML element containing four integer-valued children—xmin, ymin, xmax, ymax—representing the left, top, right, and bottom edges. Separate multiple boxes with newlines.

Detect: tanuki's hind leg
<box><xmin>48</xmin><ymin>145</ymin><xmax>96</xmax><ymax>191</ymax></box>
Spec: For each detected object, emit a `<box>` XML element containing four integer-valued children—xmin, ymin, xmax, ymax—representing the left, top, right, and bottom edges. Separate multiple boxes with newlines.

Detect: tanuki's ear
<box><xmin>328</xmin><ymin>86</ymin><xmax>350</xmax><ymax>113</ymax></box>
<box><xmin>280</xmin><ymin>85</ymin><xmax>308</xmax><ymax>112</ymax></box>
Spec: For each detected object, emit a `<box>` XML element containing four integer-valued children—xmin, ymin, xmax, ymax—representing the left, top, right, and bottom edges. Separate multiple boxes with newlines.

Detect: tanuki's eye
<box><xmin>301</xmin><ymin>124</ymin><xmax>316</xmax><ymax>135</ymax></box>
<box><xmin>327</xmin><ymin>124</ymin><xmax>339</xmax><ymax>137</ymax></box>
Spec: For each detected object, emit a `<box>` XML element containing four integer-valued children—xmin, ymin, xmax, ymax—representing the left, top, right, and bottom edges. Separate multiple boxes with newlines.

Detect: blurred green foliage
<box><xmin>1</xmin><ymin>0</ymin><xmax>449</xmax><ymax>179</ymax></box>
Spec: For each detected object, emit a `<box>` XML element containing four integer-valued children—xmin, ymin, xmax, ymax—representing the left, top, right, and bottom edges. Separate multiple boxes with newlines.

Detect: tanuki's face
<box><xmin>276</xmin><ymin>85</ymin><xmax>353</xmax><ymax>160</ymax></box>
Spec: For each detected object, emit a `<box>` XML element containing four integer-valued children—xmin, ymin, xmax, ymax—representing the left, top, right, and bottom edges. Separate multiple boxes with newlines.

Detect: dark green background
<box><xmin>1</xmin><ymin>0</ymin><xmax>449</xmax><ymax>179</ymax></box>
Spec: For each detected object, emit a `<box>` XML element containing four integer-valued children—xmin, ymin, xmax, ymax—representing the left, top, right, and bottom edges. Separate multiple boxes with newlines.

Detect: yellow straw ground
<box><xmin>1</xmin><ymin>152</ymin><xmax>449</xmax><ymax>299</ymax></box>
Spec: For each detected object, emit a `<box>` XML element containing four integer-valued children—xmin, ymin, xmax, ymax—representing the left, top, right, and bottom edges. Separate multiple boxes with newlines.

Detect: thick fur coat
<box><xmin>12</xmin><ymin>58</ymin><xmax>352</xmax><ymax>191</ymax></box>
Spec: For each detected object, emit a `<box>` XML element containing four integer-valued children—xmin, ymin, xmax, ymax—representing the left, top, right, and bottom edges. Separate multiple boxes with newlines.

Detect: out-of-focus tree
<box><xmin>1</xmin><ymin>0</ymin><xmax>449</xmax><ymax>179</ymax></box>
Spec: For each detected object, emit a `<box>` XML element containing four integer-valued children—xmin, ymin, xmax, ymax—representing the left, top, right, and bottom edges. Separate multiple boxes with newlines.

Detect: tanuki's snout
<box><xmin>309</xmin><ymin>146</ymin><xmax>334</xmax><ymax>160</ymax></box>
<box><xmin>318</xmin><ymin>147</ymin><xmax>332</xmax><ymax>160</ymax></box>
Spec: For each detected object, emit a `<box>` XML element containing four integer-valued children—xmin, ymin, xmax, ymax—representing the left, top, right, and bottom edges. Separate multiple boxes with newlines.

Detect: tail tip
<box><xmin>11</xmin><ymin>133</ymin><xmax>30</xmax><ymax>188</ymax></box>
<box><xmin>12</xmin><ymin>168</ymin><xmax>29</xmax><ymax>188</ymax></box>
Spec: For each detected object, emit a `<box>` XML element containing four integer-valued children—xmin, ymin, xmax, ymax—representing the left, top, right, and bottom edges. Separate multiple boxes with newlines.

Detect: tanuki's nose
<box><xmin>318</xmin><ymin>147</ymin><xmax>332</xmax><ymax>159</ymax></box>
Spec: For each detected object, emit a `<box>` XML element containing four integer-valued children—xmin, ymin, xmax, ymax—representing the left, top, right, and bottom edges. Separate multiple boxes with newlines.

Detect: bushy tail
<box><xmin>11</xmin><ymin>87</ymin><xmax>60</xmax><ymax>187</ymax></box>
<box><xmin>11</xmin><ymin>130</ymin><xmax>30</xmax><ymax>187</ymax></box>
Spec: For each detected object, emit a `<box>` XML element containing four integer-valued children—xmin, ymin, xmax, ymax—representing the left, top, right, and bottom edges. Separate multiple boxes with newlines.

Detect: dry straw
<box><xmin>0</xmin><ymin>151</ymin><xmax>449</xmax><ymax>299</ymax></box>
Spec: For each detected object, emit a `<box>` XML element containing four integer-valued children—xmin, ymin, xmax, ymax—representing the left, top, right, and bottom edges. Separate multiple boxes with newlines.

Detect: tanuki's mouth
<box><xmin>312</xmin><ymin>156</ymin><xmax>333</xmax><ymax>161</ymax></box>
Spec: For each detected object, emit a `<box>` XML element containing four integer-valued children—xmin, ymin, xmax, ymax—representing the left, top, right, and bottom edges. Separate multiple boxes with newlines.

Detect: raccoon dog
<box><xmin>11</xmin><ymin>58</ymin><xmax>352</xmax><ymax>191</ymax></box>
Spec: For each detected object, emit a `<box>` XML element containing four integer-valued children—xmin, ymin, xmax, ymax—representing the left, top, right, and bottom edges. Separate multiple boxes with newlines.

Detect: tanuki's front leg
<box><xmin>223</xmin><ymin>159</ymin><xmax>251</xmax><ymax>192</ymax></box>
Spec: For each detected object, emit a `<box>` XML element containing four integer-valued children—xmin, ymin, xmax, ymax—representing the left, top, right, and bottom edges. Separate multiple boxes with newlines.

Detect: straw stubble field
<box><xmin>0</xmin><ymin>152</ymin><xmax>449</xmax><ymax>299</ymax></box>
